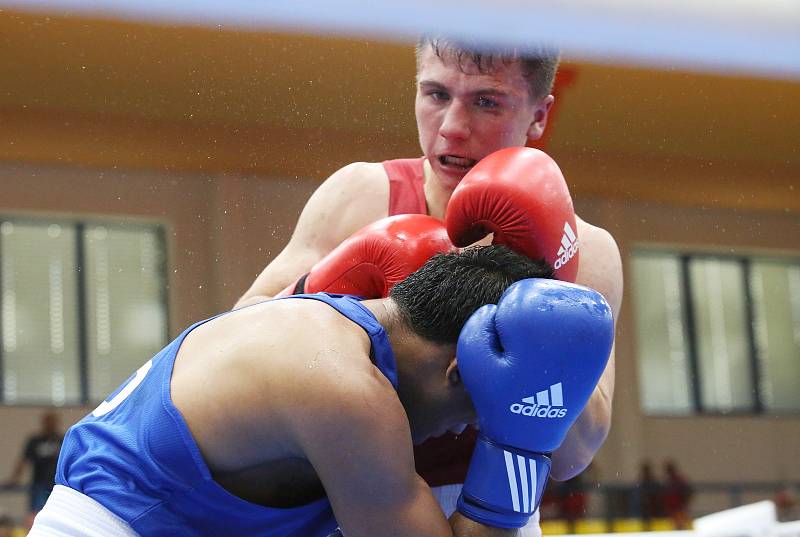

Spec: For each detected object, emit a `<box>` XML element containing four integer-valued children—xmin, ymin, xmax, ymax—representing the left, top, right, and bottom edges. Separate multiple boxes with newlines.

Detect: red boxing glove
<box><xmin>277</xmin><ymin>214</ymin><xmax>455</xmax><ymax>298</ymax></box>
<box><xmin>445</xmin><ymin>147</ymin><xmax>580</xmax><ymax>282</ymax></box>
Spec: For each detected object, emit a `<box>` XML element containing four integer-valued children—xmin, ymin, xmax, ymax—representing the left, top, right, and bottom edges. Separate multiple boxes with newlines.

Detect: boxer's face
<box><xmin>415</xmin><ymin>45</ymin><xmax>553</xmax><ymax>191</ymax></box>
<box><xmin>410</xmin><ymin>402</ymin><xmax>474</xmax><ymax>445</ymax></box>
<box><xmin>406</xmin><ymin>358</ymin><xmax>476</xmax><ymax>445</ymax></box>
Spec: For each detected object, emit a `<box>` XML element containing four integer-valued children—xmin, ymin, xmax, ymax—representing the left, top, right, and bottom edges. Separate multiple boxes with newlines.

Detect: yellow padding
<box><xmin>541</xmin><ymin>519</ymin><xmax>571</xmax><ymax>535</ymax></box>
<box><xmin>543</xmin><ymin>517</ymin><xmax>681</xmax><ymax>533</ymax></box>
<box><xmin>611</xmin><ymin>518</ymin><xmax>647</xmax><ymax>532</ymax></box>
<box><xmin>574</xmin><ymin>518</ymin><xmax>608</xmax><ymax>533</ymax></box>
<box><xmin>649</xmin><ymin>518</ymin><xmax>677</xmax><ymax>531</ymax></box>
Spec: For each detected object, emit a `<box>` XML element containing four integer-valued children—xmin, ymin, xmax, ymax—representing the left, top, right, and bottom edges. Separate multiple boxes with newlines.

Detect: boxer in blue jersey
<box><xmin>32</xmin><ymin>241</ymin><xmax>613</xmax><ymax>537</ymax></box>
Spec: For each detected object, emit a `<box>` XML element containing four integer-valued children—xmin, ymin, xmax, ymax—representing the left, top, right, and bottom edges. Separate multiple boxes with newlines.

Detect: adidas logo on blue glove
<box><xmin>509</xmin><ymin>382</ymin><xmax>568</xmax><ymax>418</ymax></box>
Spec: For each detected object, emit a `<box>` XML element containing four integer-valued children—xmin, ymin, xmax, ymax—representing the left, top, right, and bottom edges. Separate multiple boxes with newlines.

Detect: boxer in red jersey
<box><xmin>236</xmin><ymin>37</ymin><xmax>623</xmax><ymax>537</ymax></box>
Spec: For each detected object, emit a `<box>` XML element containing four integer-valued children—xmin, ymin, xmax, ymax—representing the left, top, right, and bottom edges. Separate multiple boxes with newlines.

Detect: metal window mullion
<box><xmin>0</xmin><ymin>221</ymin><xmax>4</xmax><ymax>404</ymax></box>
<box><xmin>157</xmin><ymin>226</ymin><xmax>171</xmax><ymax>342</ymax></box>
<box><xmin>680</xmin><ymin>255</ymin><xmax>703</xmax><ymax>414</ymax></box>
<box><xmin>741</xmin><ymin>259</ymin><xmax>764</xmax><ymax>414</ymax></box>
<box><xmin>75</xmin><ymin>223</ymin><xmax>90</xmax><ymax>404</ymax></box>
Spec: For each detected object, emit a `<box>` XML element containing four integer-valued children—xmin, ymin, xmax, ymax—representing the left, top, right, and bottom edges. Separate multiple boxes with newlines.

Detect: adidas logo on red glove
<box><xmin>445</xmin><ymin>147</ymin><xmax>581</xmax><ymax>282</ymax></box>
<box><xmin>554</xmin><ymin>222</ymin><xmax>579</xmax><ymax>272</ymax></box>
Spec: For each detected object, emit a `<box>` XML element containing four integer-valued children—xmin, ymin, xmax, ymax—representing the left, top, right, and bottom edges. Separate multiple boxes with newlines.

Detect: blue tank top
<box><xmin>56</xmin><ymin>293</ymin><xmax>398</xmax><ymax>536</ymax></box>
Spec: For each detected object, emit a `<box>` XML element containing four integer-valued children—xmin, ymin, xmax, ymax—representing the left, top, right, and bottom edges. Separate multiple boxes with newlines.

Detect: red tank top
<box><xmin>383</xmin><ymin>157</ymin><xmax>427</xmax><ymax>216</ymax></box>
<box><xmin>382</xmin><ymin>156</ymin><xmax>477</xmax><ymax>486</ymax></box>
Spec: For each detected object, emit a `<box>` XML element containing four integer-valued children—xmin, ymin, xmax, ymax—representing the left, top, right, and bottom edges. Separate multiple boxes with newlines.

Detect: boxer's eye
<box><xmin>476</xmin><ymin>97</ymin><xmax>499</xmax><ymax>109</ymax></box>
<box><xmin>428</xmin><ymin>90</ymin><xmax>449</xmax><ymax>102</ymax></box>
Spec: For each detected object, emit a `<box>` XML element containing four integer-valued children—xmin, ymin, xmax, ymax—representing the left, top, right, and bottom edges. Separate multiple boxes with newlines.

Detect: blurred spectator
<box><xmin>636</xmin><ymin>460</ymin><xmax>664</xmax><ymax>525</ymax></box>
<box><xmin>0</xmin><ymin>513</ymin><xmax>15</xmax><ymax>537</ymax></box>
<box><xmin>3</xmin><ymin>411</ymin><xmax>63</xmax><ymax>520</ymax></box>
<box><xmin>663</xmin><ymin>459</ymin><xmax>692</xmax><ymax>529</ymax></box>
<box><xmin>539</xmin><ymin>481</ymin><xmax>562</xmax><ymax>520</ymax></box>
<box><xmin>775</xmin><ymin>484</ymin><xmax>798</xmax><ymax>522</ymax></box>
<box><xmin>0</xmin><ymin>511</ymin><xmax>29</xmax><ymax>537</ymax></box>
<box><xmin>559</xmin><ymin>471</ymin><xmax>589</xmax><ymax>532</ymax></box>
<box><xmin>539</xmin><ymin>466</ymin><xmax>597</xmax><ymax>530</ymax></box>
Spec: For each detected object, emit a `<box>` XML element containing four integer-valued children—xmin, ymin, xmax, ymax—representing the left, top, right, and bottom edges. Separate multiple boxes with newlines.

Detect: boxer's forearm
<box><xmin>449</xmin><ymin>511</ymin><xmax>523</xmax><ymax>537</ymax></box>
<box><xmin>550</xmin><ymin>351</ymin><xmax>615</xmax><ymax>480</ymax></box>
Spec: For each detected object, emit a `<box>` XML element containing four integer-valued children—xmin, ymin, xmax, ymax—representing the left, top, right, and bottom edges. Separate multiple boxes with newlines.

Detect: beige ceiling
<box><xmin>1</xmin><ymin>9</ymin><xmax>798</xmax><ymax>172</ymax></box>
<box><xmin>1</xmin><ymin>12</ymin><xmax>416</xmax><ymax>129</ymax></box>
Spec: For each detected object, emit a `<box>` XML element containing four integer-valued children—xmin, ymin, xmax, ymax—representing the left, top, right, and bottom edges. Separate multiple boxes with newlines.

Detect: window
<box><xmin>632</xmin><ymin>250</ymin><xmax>800</xmax><ymax>415</ymax></box>
<box><xmin>0</xmin><ymin>217</ymin><xmax>169</xmax><ymax>405</ymax></box>
<box><xmin>631</xmin><ymin>253</ymin><xmax>693</xmax><ymax>415</ymax></box>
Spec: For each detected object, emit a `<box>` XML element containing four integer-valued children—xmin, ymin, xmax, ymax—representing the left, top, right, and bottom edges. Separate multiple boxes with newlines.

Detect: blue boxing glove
<box><xmin>456</xmin><ymin>278</ymin><xmax>614</xmax><ymax>529</ymax></box>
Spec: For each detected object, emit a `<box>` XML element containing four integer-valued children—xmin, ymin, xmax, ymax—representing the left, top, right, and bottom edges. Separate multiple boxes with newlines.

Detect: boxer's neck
<box><xmin>422</xmin><ymin>158</ymin><xmax>453</xmax><ymax>221</ymax></box>
<box><xmin>361</xmin><ymin>298</ymin><xmax>449</xmax><ymax>389</ymax></box>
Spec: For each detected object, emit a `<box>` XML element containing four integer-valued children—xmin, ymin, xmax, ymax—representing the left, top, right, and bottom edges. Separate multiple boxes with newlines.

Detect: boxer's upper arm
<box><xmin>575</xmin><ymin>219</ymin><xmax>623</xmax><ymax>320</ymax></box>
<box><xmin>235</xmin><ymin>162</ymin><xmax>389</xmax><ymax>307</ymax></box>
<box><xmin>575</xmin><ymin>220</ymin><xmax>621</xmax><ymax>398</ymax></box>
<box><xmin>549</xmin><ymin>219</ymin><xmax>622</xmax><ymax>480</ymax></box>
<box><xmin>298</xmin><ymin>374</ymin><xmax>453</xmax><ymax>537</ymax></box>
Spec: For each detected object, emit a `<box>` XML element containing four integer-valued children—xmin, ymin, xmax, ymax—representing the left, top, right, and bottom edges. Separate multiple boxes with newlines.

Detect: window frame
<box><xmin>0</xmin><ymin>214</ymin><xmax>170</xmax><ymax>406</ymax></box>
<box><xmin>632</xmin><ymin>246</ymin><xmax>800</xmax><ymax>417</ymax></box>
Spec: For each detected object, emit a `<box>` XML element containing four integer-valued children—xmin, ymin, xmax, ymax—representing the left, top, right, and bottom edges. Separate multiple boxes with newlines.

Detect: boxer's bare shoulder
<box><xmin>575</xmin><ymin>216</ymin><xmax>623</xmax><ymax>318</ymax></box>
<box><xmin>235</xmin><ymin>161</ymin><xmax>390</xmax><ymax>305</ymax></box>
<box><xmin>172</xmin><ymin>297</ymin><xmax>394</xmax><ymax>471</ymax></box>
<box><xmin>299</xmin><ymin>162</ymin><xmax>391</xmax><ymax>251</ymax></box>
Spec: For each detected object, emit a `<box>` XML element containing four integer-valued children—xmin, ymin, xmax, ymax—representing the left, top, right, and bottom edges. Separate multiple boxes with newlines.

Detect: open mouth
<box><xmin>438</xmin><ymin>155</ymin><xmax>477</xmax><ymax>171</ymax></box>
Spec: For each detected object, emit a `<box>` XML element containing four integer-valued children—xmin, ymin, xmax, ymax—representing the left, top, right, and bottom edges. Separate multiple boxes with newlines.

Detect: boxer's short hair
<box><xmin>390</xmin><ymin>245</ymin><xmax>554</xmax><ymax>344</ymax></box>
<box><xmin>416</xmin><ymin>36</ymin><xmax>560</xmax><ymax>101</ymax></box>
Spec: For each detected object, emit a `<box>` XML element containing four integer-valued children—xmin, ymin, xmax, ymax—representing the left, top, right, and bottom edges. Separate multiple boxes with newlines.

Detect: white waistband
<box><xmin>29</xmin><ymin>485</ymin><xmax>140</xmax><ymax>537</ymax></box>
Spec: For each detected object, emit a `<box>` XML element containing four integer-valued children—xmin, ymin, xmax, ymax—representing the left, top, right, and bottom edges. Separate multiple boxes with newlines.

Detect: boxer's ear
<box><xmin>446</xmin><ymin>358</ymin><xmax>462</xmax><ymax>386</ymax></box>
<box><xmin>527</xmin><ymin>94</ymin><xmax>554</xmax><ymax>141</ymax></box>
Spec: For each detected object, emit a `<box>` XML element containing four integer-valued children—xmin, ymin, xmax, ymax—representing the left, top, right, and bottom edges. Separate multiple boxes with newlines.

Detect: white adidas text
<box><xmin>511</xmin><ymin>382</ymin><xmax>567</xmax><ymax>418</ymax></box>
<box><xmin>509</xmin><ymin>403</ymin><xmax>568</xmax><ymax>418</ymax></box>
<box><xmin>554</xmin><ymin>222</ymin><xmax>579</xmax><ymax>270</ymax></box>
